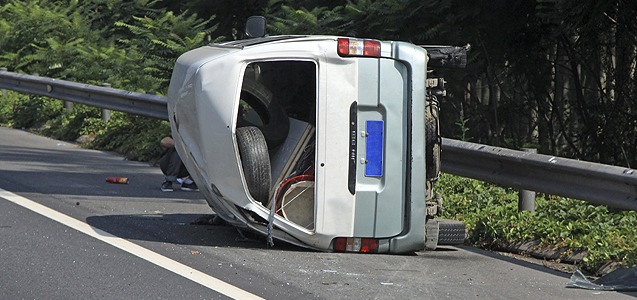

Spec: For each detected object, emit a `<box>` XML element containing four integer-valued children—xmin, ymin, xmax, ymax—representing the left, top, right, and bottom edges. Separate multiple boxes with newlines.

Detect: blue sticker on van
<box><xmin>365</xmin><ymin>120</ymin><xmax>384</xmax><ymax>177</ymax></box>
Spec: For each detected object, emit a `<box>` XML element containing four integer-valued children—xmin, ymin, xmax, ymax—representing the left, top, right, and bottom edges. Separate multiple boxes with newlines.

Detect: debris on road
<box><xmin>568</xmin><ymin>267</ymin><xmax>637</xmax><ymax>291</ymax></box>
<box><xmin>105</xmin><ymin>176</ymin><xmax>128</xmax><ymax>184</ymax></box>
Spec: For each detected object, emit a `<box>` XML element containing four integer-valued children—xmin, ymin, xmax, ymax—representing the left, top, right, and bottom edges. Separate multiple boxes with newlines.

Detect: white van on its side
<box><xmin>166</xmin><ymin>19</ymin><xmax>467</xmax><ymax>253</ymax></box>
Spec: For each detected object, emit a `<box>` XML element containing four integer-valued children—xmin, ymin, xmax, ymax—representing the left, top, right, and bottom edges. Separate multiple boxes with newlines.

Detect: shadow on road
<box><xmin>456</xmin><ymin>244</ymin><xmax>577</xmax><ymax>278</ymax></box>
<box><xmin>0</xmin><ymin>142</ymin><xmax>308</xmax><ymax>253</ymax></box>
<box><xmin>86</xmin><ymin>213</ymin><xmax>308</xmax><ymax>252</ymax></box>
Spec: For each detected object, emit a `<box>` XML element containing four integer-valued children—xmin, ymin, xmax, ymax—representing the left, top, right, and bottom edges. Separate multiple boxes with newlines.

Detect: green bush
<box><xmin>88</xmin><ymin>113</ymin><xmax>169</xmax><ymax>162</ymax></box>
<box><xmin>1</xmin><ymin>92</ymin><xmax>63</xmax><ymax>129</ymax></box>
<box><xmin>0</xmin><ymin>0</ymin><xmax>213</xmax><ymax>161</ymax></box>
<box><xmin>43</xmin><ymin>104</ymin><xmax>102</xmax><ymax>141</ymax></box>
<box><xmin>438</xmin><ymin>173</ymin><xmax>637</xmax><ymax>273</ymax></box>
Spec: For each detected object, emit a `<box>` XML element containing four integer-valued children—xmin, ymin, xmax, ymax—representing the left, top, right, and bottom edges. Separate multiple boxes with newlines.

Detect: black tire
<box><xmin>239</xmin><ymin>78</ymin><xmax>289</xmax><ymax>149</ymax></box>
<box><xmin>236</xmin><ymin>126</ymin><xmax>271</xmax><ymax>206</ymax></box>
<box><xmin>425</xmin><ymin>100</ymin><xmax>441</xmax><ymax>180</ymax></box>
<box><xmin>436</xmin><ymin>219</ymin><xmax>466</xmax><ymax>245</ymax></box>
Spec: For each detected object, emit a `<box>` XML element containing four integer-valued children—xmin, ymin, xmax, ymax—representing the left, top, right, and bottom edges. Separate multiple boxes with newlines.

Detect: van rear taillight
<box><xmin>337</xmin><ymin>38</ymin><xmax>381</xmax><ymax>57</ymax></box>
<box><xmin>333</xmin><ymin>237</ymin><xmax>379</xmax><ymax>253</ymax></box>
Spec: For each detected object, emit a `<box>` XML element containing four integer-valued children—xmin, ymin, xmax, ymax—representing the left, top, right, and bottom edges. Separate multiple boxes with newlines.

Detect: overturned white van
<box><xmin>167</xmin><ymin>27</ymin><xmax>466</xmax><ymax>253</ymax></box>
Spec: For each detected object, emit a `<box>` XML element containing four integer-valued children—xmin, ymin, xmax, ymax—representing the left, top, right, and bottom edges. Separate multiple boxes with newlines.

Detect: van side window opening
<box><xmin>237</xmin><ymin>61</ymin><xmax>317</xmax><ymax>230</ymax></box>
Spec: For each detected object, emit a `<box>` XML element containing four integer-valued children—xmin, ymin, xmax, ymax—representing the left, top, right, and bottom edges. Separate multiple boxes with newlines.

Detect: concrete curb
<box><xmin>490</xmin><ymin>240</ymin><xmax>622</xmax><ymax>276</ymax></box>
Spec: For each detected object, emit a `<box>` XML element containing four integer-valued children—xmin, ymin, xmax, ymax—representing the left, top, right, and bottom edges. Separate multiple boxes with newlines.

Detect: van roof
<box><xmin>213</xmin><ymin>36</ymin><xmax>309</xmax><ymax>48</ymax></box>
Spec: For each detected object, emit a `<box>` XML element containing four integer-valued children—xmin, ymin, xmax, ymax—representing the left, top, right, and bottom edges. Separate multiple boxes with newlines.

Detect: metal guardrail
<box><xmin>2</xmin><ymin>69</ymin><xmax>637</xmax><ymax>210</ymax></box>
<box><xmin>441</xmin><ymin>138</ymin><xmax>637</xmax><ymax>210</ymax></box>
<box><xmin>0</xmin><ymin>70</ymin><xmax>168</xmax><ymax>120</ymax></box>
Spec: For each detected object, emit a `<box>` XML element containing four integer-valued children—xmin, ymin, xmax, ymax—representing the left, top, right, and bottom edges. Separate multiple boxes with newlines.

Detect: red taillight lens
<box><xmin>337</xmin><ymin>38</ymin><xmax>350</xmax><ymax>56</ymax></box>
<box><xmin>337</xmin><ymin>38</ymin><xmax>381</xmax><ymax>58</ymax></box>
<box><xmin>360</xmin><ymin>238</ymin><xmax>378</xmax><ymax>253</ymax></box>
<box><xmin>363</xmin><ymin>40</ymin><xmax>381</xmax><ymax>57</ymax></box>
<box><xmin>334</xmin><ymin>237</ymin><xmax>347</xmax><ymax>251</ymax></box>
<box><xmin>333</xmin><ymin>237</ymin><xmax>379</xmax><ymax>253</ymax></box>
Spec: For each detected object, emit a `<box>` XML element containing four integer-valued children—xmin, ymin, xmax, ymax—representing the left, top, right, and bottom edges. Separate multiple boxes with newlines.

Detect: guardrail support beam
<box><xmin>0</xmin><ymin>67</ymin><xmax>6</xmax><ymax>97</ymax></box>
<box><xmin>518</xmin><ymin>148</ymin><xmax>537</xmax><ymax>212</ymax></box>
<box><xmin>100</xmin><ymin>83</ymin><xmax>112</xmax><ymax>121</ymax></box>
<box><xmin>64</xmin><ymin>101</ymin><xmax>74</xmax><ymax>113</ymax></box>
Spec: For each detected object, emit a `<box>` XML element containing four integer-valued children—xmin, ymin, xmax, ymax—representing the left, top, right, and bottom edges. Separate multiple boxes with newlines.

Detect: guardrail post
<box><xmin>100</xmin><ymin>83</ymin><xmax>112</xmax><ymax>121</ymax></box>
<box><xmin>0</xmin><ymin>68</ymin><xmax>6</xmax><ymax>97</ymax></box>
<box><xmin>518</xmin><ymin>148</ymin><xmax>537</xmax><ymax>212</ymax></box>
<box><xmin>64</xmin><ymin>101</ymin><xmax>74</xmax><ymax>113</ymax></box>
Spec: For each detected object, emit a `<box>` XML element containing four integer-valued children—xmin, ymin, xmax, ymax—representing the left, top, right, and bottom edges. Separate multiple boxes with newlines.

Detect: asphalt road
<box><xmin>0</xmin><ymin>126</ymin><xmax>634</xmax><ymax>299</ymax></box>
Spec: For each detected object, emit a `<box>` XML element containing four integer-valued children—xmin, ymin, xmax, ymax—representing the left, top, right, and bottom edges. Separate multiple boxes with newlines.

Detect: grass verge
<box><xmin>437</xmin><ymin>172</ymin><xmax>637</xmax><ymax>275</ymax></box>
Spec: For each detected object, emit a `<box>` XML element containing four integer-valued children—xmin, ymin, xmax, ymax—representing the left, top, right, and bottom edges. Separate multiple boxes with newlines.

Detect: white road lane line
<box><xmin>0</xmin><ymin>188</ymin><xmax>264</xmax><ymax>300</ymax></box>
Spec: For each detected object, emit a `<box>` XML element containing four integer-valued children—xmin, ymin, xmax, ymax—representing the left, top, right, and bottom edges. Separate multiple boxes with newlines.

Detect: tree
<box><xmin>264</xmin><ymin>0</ymin><xmax>637</xmax><ymax>167</ymax></box>
<box><xmin>115</xmin><ymin>9</ymin><xmax>217</xmax><ymax>92</ymax></box>
<box><xmin>161</xmin><ymin>0</ymin><xmax>267</xmax><ymax>40</ymax></box>
<box><xmin>0</xmin><ymin>0</ymin><xmax>218</xmax><ymax>160</ymax></box>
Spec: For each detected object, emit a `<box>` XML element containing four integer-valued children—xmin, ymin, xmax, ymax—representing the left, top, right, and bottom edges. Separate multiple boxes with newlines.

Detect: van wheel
<box><xmin>425</xmin><ymin>100</ymin><xmax>441</xmax><ymax>180</ymax></box>
<box><xmin>239</xmin><ymin>78</ymin><xmax>289</xmax><ymax>149</ymax></box>
<box><xmin>436</xmin><ymin>219</ymin><xmax>466</xmax><ymax>245</ymax></box>
<box><xmin>236</xmin><ymin>126</ymin><xmax>271</xmax><ymax>206</ymax></box>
